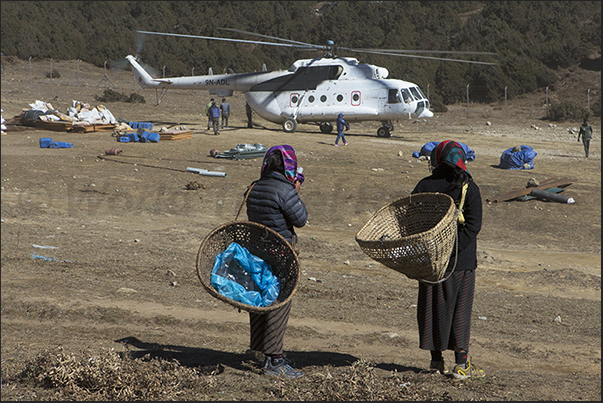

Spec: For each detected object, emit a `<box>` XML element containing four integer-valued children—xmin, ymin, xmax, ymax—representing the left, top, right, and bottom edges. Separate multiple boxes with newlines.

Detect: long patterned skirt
<box><xmin>417</xmin><ymin>269</ymin><xmax>475</xmax><ymax>352</ymax></box>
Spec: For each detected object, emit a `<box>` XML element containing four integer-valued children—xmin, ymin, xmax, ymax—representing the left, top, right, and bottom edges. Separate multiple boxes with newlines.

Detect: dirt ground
<box><xmin>1</xmin><ymin>57</ymin><xmax>601</xmax><ymax>401</ymax></box>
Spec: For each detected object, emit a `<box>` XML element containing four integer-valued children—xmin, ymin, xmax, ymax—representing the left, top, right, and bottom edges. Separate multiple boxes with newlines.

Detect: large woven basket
<box><xmin>355</xmin><ymin>193</ymin><xmax>458</xmax><ymax>282</ymax></box>
<box><xmin>196</xmin><ymin>220</ymin><xmax>300</xmax><ymax>313</ymax></box>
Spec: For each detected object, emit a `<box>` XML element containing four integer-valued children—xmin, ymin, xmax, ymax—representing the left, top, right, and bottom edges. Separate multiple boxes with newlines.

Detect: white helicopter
<box><xmin>126</xmin><ymin>28</ymin><xmax>496</xmax><ymax>137</ymax></box>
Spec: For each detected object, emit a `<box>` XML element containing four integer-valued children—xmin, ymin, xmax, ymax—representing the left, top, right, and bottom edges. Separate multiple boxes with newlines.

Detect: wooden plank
<box><xmin>70</xmin><ymin>123</ymin><xmax>116</xmax><ymax>133</ymax></box>
<box><xmin>159</xmin><ymin>130</ymin><xmax>193</xmax><ymax>141</ymax></box>
<box><xmin>486</xmin><ymin>177</ymin><xmax>577</xmax><ymax>203</ymax></box>
<box><xmin>35</xmin><ymin>120</ymin><xmax>74</xmax><ymax>131</ymax></box>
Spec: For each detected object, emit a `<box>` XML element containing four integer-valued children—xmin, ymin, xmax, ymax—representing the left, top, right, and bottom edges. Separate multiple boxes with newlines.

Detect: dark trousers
<box><xmin>211</xmin><ymin>117</ymin><xmax>220</xmax><ymax>134</ymax></box>
<box><xmin>582</xmin><ymin>137</ymin><xmax>591</xmax><ymax>157</ymax></box>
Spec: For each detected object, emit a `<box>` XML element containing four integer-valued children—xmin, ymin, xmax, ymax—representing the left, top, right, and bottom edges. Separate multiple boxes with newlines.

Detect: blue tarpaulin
<box><xmin>499</xmin><ymin>145</ymin><xmax>537</xmax><ymax>170</ymax></box>
<box><xmin>412</xmin><ymin>141</ymin><xmax>475</xmax><ymax>161</ymax></box>
<box><xmin>210</xmin><ymin>242</ymin><xmax>280</xmax><ymax>307</ymax></box>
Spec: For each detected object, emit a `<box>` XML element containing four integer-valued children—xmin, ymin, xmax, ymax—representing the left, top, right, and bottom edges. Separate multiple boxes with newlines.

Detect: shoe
<box><xmin>263</xmin><ymin>357</ymin><xmax>302</xmax><ymax>379</ymax></box>
<box><xmin>334</xmin><ymin>143</ymin><xmax>340</xmax><ymax>146</ymax></box>
<box><xmin>429</xmin><ymin>360</ymin><xmax>448</xmax><ymax>374</ymax></box>
<box><xmin>451</xmin><ymin>360</ymin><xmax>485</xmax><ymax>380</ymax></box>
<box><xmin>344</xmin><ymin>142</ymin><xmax>349</xmax><ymax>146</ymax></box>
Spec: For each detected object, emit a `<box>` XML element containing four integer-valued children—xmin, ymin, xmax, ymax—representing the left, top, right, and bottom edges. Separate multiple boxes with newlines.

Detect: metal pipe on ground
<box><xmin>186</xmin><ymin>167</ymin><xmax>227</xmax><ymax>177</ymax></box>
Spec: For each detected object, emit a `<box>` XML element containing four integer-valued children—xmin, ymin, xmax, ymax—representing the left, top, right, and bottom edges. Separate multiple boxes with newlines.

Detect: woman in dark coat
<box><xmin>411</xmin><ymin>140</ymin><xmax>485</xmax><ymax>380</ymax></box>
<box><xmin>244</xmin><ymin>145</ymin><xmax>307</xmax><ymax>378</ymax></box>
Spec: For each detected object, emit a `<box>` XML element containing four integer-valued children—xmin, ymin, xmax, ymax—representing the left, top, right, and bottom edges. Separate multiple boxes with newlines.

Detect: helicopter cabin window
<box><xmin>308</xmin><ymin>95</ymin><xmax>315</xmax><ymax>103</ymax></box>
<box><xmin>336</xmin><ymin>94</ymin><xmax>344</xmax><ymax>102</ymax></box>
<box><xmin>291</xmin><ymin>94</ymin><xmax>299</xmax><ymax>104</ymax></box>
<box><xmin>401</xmin><ymin>88</ymin><xmax>412</xmax><ymax>103</ymax></box>
<box><xmin>320</xmin><ymin>95</ymin><xmax>327</xmax><ymax>103</ymax></box>
<box><xmin>388</xmin><ymin>89</ymin><xmax>401</xmax><ymax>104</ymax></box>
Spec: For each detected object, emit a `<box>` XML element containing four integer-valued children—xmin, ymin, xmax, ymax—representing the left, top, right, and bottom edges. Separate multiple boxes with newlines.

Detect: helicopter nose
<box><xmin>418</xmin><ymin>109</ymin><xmax>434</xmax><ymax>118</ymax></box>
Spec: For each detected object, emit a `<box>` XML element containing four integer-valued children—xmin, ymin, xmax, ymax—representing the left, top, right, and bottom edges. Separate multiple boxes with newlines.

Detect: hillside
<box><xmin>1</xmin><ymin>1</ymin><xmax>601</xmax><ymax>108</ymax></box>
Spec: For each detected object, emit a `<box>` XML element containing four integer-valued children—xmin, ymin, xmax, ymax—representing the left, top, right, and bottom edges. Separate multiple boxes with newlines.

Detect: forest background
<box><xmin>1</xmin><ymin>1</ymin><xmax>601</xmax><ymax>117</ymax></box>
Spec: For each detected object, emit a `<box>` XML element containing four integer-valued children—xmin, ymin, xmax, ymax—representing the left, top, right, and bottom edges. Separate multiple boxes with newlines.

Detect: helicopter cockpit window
<box><xmin>409</xmin><ymin>87</ymin><xmax>423</xmax><ymax>100</ymax></box>
<box><xmin>401</xmin><ymin>88</ymin><xmax>412</xmax><ymax>103</ymax></box>
<box><xmin>388</xmin><ymin>89</ymin><xmax>401</xmax><ymax>104</ymax></box>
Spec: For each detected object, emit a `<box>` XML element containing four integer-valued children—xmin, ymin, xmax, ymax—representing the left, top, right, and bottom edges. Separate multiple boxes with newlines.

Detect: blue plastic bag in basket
<box><xmin>211</xmin><ymin>242</ymin><xmax>280</xmax><ymax>307</ymax></box>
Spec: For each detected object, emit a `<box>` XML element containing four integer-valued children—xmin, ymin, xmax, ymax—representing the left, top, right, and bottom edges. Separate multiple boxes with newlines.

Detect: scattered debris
<box><xmin>185</xmin><ymin>180</ymin><xmax>205</xmax><ymax>190</ymax></box>
<box><xmin>39</xmin><ymin>137</ymin><xmax>74</xmax><ymax>149</ymax></box>
<box><xmin>529</xmin><ymin>188</ymin><xmax>575</xmax><ymax>204</ymax></box>
<box><xmin>486</xmin><ymin>177</ymin><xmax>577</xmax><ymax>203</ymax></box>
<box><xmin>213</xmin><ymin>143</ymin><xmax>268</xmax><ymax>160</ymax></box>
<box><xmin>15</xmin><ymin>99</ymin><xmax>118</xmax><ymax>132</ymax></box>
<box><xmin>186</xmin><ymin>167</ymin><xmax>226</xmax><ymax>177</ymax></box>
<box><xmin>1</xmin><ymin>109</ymin><xmax>6</xmax><ymax>135</ymax></box>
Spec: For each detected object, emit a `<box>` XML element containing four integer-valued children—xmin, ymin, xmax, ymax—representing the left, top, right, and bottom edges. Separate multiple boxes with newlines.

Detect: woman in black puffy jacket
<box><xmin>244</xmin><ymin>145</ymin><xmax>307</xmax><ymax>378</ymax></box>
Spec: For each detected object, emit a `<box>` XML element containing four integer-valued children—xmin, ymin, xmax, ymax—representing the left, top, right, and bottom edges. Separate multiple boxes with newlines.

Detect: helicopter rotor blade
<box><xmin>346</xmin><ymin>48</ymin><xmax>497</xmax><ymax>65</ymax></box>
<box><xmin>352</xmin><ymin>48</ymin><xmax>498</xmax><ymax>56</ymax></box>
<box><xmin>137</xmin><ymin>30</ymin><xmax>317</xmax><ymax>51</ymax></box>
<box><xmin>218</xmin><ymin>27</ymin><xmax>323</xmax><ymax>49</ymax></box>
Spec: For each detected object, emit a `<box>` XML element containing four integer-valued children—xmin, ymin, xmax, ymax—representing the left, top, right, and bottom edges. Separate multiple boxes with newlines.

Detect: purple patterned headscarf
<box><xmin>261</xmin><ymin>145</ymin><xmax>304</xmax><ymax>184</ymax></box>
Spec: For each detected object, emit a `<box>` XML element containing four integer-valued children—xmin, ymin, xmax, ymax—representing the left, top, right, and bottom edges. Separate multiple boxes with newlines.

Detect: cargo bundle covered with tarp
<box><xmin>499</xmin><ymin>145</ymin><xmax>537</xmax><ymax>170</ymax></box>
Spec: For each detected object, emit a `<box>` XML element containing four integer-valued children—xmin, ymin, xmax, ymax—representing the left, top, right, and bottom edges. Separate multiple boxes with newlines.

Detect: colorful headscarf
<box><xmin>261</xmin><ymin>145</ymin><xmax>304</xmax><ymax>184</ymax></box>
<box><xmin>430</xmin><ymin>140</ymin><xmax>468</xmax><ymax>172</ymax></box>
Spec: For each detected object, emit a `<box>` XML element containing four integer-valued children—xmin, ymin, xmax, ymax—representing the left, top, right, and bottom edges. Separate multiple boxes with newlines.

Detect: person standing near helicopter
<box><xmin>205</xmin><ymin>97</ymin><xmax>215</xmax><ymax>130</ymax></box>
<box><xmin>208</xmin><ymin>101</ymin><xmax>221</xmax><ymax>135</ymax></box>
<box><xmin>335</xmin><ymin>113</ymin><xmax>349</xmax><ymax>146</ymax></box>
<box><xmin>246</xmin><ymin>101</ymin><xmax>254</xmax><ymax>128</ymax></box>
<box><xmin>220</xmin><ymin>98</ymin><xmax>231</xmax><ymax>129</ymax></box>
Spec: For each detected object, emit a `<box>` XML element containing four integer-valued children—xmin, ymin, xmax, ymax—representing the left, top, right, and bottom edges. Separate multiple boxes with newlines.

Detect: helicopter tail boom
<box><xmin>126</xmin><ymin>55</ymin><xmax>289</xmax><ymax>91</ymax></box>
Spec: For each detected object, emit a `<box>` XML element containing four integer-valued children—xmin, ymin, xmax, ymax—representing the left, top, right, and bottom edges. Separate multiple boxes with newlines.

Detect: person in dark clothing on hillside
<box><xmin>577</xmin><ymin>119</ymin><xmax>593</xmax><ymax>158</ymax></box>
<box><xmin>243</xmin><ymin>145</ymin><xmax>308</xmax><ymax>378</ymax></box>
<box><xmin>411</xmin><ymin>140</ymin><xmax>485</xmax><ymax>380</ymax></box>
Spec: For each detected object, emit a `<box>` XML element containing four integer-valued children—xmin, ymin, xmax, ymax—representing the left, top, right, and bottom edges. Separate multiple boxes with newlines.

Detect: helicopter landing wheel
<box><xmin>377</xmin><ymin>127</ymin><xmax>391</xmax><ymax>137</ymax></box>
<box><xmin>319</xmin><ymin>122</ymin><xmax>333</xmax><ymax>134</ymax></box>
<box><xmin>283</xmin><ymin>118</ymin><xmax>298</xmax><ymax>133</ymax></box>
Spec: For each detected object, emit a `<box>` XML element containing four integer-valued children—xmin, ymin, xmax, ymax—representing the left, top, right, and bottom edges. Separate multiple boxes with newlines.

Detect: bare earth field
<box><xmin>1</xmin><ymin>57</ymin><xmax>601</xmax><ymax>401</ymax></box>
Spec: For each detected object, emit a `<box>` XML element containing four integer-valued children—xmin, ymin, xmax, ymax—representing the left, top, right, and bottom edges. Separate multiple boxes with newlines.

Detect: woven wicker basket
<box><xmin>196</xmin><ymin>220</ymin><xmax>300</xmax><ymax>313</ymax></box>
<box><xmin>355</xmin><ymin>193</ymin><xmax>458</xmax><ymax>282</ymax></box>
